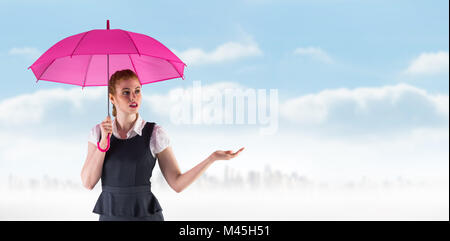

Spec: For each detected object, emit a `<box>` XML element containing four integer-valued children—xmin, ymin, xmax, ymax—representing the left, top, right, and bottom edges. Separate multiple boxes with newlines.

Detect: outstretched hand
<box><xmin>211</xmin><ymin>147</ymin><xmax>245</xmax><ymax>161</ymax></box>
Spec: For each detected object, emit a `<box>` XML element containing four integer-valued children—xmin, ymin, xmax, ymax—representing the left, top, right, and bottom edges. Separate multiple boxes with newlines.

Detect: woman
<box><xmin>80</xmin><ymin>69</ymin><xmax>244</xmax><ymax>221</ymax></box>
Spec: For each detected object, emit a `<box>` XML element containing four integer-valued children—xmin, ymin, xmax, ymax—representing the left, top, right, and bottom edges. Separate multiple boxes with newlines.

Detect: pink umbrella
<box><xmin>28</xmin><ymin>20</ymin><xmax>186</xmax><ymax>150</ymax></box>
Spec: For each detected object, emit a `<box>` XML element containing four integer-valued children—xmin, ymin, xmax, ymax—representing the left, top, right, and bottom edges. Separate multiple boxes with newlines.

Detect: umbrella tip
<box><xmin>107</xmin><ymin>20</ymin><xmax>110</xmax><ymax>30</ymax></box>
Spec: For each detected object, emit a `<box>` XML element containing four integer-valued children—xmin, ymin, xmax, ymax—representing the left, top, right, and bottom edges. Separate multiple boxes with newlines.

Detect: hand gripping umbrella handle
<box><xmin>97</xmin><ymin>133</ymin><xmax>111</xmax><ymax>152</ymax></box>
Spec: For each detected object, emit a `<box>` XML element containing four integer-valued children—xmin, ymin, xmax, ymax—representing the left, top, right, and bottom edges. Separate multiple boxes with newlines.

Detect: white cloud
<box><xmin>145</xmin><ymin>81</ymin><xmax>449</xmax><ymax>135</ymax></box>
<box><xmin>0</xmin><ymin>87</ymin><xmax>104</xmax><ymax>126</ymax></box>
<box><xmin>172</xmin><ymin>40</ymin><xmax>262</xmax><ymax>66</ymax></box>
<box><xmin>8</xmin><ymin>47</ymin><xmax>42</xmax><ymax>60</ymax></box>
<box><xmin>0</xmin><ymin>82</ymin><xmax>249</xmax><ymax>128</ymax></box>
<box><xmin>280</xmin><ymin>83</ymin><xmax>449</xmax><ymax>132</ymax></box>
<box><xmin>404</xmin><ymin>51</ymin><xmax>449</xmax><ymax>75</ymax></box>
<box><xmin>143</xmin><ymin>81</ymin><xmax>244</xmax><ymax>119</ymax></box>
<box><xmin>293</xmin><ymin>47</ymin><xmax>333</xmax><ymax>64</ymax></box>
<box><xmin>430</xmin><ymin>94</ymin><xmax>450</xmax><ymax>115</ymax></box>
<box><xmin>1</xmin><ymin>81</ymin><xmax>448</xmax><ymax>137</ymax></box>
<box><xmin>143</xmin><ymin>81</ymin><xmax>280</xmax><ymax>135</ymax></box>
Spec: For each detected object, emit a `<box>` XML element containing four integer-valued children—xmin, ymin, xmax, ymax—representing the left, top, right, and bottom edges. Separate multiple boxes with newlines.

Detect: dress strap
<box><xmin>144</xmin><ymin>122</ymin><xmax>156</xmax><ymax>140</ymax></box>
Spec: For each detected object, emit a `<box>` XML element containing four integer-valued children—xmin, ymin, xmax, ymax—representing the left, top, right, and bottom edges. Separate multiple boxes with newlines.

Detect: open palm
<box><xmin>212</xmin><ymin>147</ymin><xmax>245</xmax><ymax>161</ymax></box>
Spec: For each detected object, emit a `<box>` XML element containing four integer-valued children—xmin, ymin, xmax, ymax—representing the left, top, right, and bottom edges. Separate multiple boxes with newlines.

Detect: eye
<box><xmin>135</xmin><ymin>89</ymin><xmax>140</xmax><ymax>94</ymax></box>
<box><xmin>122</xmin><ymin>91</ymin><xmax>130</xmax><ymax>95</ymax></box>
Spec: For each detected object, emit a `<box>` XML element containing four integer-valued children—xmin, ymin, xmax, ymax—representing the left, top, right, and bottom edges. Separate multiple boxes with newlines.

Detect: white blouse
<box><xmin>87</xmin><ymin>113</ymin><xmax>170</xmax><ymax>158</ymax></box>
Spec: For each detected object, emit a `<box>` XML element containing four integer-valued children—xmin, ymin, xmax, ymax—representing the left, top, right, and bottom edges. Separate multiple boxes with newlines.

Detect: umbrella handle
<box><xmin>97</xmin><ymin>133</ymin><xmax>111</xmax><ymax>152</ymax></box>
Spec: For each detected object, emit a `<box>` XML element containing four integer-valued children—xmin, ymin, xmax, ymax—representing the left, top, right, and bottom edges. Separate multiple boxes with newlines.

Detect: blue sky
<box><xmin>0</xmin><ymin>0</ymin><xmax>448</xmax><ymax>183</ymax></box>
<box><xmin>0</xmin><ymin>0</ymin><xmax>448</xmax><ymax>98</ymax></box>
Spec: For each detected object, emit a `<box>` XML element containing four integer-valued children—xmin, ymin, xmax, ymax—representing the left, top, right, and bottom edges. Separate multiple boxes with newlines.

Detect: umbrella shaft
<box><xmin>107</xmin><ymin>54</ymin><xmax>110</xmax><ymax>117</ymax></box>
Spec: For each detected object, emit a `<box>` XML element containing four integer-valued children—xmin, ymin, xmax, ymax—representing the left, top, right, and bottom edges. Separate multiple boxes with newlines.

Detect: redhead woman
<box><xmin>80</xmin><ymin>69</ymin><xmax>244</xmax><ymax>221</ymax></box>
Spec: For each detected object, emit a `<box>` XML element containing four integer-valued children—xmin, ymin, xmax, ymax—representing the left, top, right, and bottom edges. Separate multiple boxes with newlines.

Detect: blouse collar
<box><xmin>112</xmin><ymin>113</ymin><xmax>144</xmax><ymax>138</ymax></box>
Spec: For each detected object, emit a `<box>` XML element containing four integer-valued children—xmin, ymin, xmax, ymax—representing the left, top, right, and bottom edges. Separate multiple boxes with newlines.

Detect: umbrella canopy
<box><xmin>27</xmin><ymin>20</ymin><xmax>186</xmax><ymax>151</ymax></box>
<box><xmin>28</xmin><ymin>20</ymin><xmax>186</xmax><ymax>87</ymax></box>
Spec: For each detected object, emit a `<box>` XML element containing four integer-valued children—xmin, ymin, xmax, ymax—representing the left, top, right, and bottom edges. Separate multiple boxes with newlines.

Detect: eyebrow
<box><xmin>121</xmin><ymin>87</ymin><xmax>141</xmax><ymax>90</ymax></box>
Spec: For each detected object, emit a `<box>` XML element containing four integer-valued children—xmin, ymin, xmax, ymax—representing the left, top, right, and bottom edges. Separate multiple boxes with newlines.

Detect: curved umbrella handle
<box><xmin>97</xmin><ymin>133</ymin><xmax>111</xmax><ymax>152</ymax></box>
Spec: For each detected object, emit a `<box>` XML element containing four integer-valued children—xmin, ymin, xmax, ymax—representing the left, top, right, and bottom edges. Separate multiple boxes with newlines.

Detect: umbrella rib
<box><xmin>124</xmin><ymin>31</ymin><xmax>141</xmax><ymax>56</ymax></box>
<box><xmin>70</xmin><ymin>31</ymin><xmax>90</xmax><ymax>58</ymax></box>
<box><xmin>82</xmin><ymin>55</ymin><xmax>94</xmax><ymax>89</ymax></box>
<box><xmin>128</xmin><ymin>54</ymin><xmax>142</xmax><ymax>85</ymax></box>
<box><xmin>166</xmin><ymin>59</ymin><xmax>184</xmax><ymax>80</ymax></box>
<box><xmin>37</xmin><ymin>59</ymin><xmax>56</xmax><ymax>82</ymax></box>
<box><xmin>133</xmin><ymin>53</ymin><xmax>186</xmax><ymax>66</ymax></box>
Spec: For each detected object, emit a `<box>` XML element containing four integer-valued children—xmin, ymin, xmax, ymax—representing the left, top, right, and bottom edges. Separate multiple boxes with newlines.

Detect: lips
<box><xmin>129</xmin><ymin>102</ymin><xmax>138</xmax><ymax>108</ymax></box>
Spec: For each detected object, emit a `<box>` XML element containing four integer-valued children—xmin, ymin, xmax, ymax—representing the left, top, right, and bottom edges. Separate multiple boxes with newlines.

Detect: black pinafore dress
<box><xmin>93</xmin><ymin>122</ymin><xmax>164</xmax><ymax>221</ymax></box>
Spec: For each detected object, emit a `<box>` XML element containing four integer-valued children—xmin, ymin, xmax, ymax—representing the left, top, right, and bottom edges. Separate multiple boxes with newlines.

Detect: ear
<box><xmin>109</xmin><ymin>93</ymin><xmax>115</xmax><ymax>104</ymax></box>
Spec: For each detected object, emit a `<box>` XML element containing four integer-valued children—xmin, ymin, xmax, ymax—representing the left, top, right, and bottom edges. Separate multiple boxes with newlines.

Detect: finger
<box><xmin>231</xmin><ymin>147</ymin><xmax>244</xmax><ymax>156</ymax></box>
<box><xmin>235</xmin><ymin>147</ymin><xmax>245</xmax><ymax>154</ymax></box>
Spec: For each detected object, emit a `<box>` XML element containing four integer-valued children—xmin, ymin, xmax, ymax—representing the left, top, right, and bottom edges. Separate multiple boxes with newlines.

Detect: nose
<box><xmin>130</xmin><ymin>92</ymin><xmax>137</xmax><ymax>101</ymax></box>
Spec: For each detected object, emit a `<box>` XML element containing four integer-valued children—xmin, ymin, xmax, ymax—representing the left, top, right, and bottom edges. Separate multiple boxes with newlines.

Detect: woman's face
<box><xmin>110</xmin><ymin>77</ymin><xmax>142</xmax><ymax>116</ymax></box>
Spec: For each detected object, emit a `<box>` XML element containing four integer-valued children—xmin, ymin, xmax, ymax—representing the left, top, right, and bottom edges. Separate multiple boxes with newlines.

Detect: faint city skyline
<box><xmin>2</xmin><ymin>164</ymin><xmax>441</xmax><ymax>193</ymax></box>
